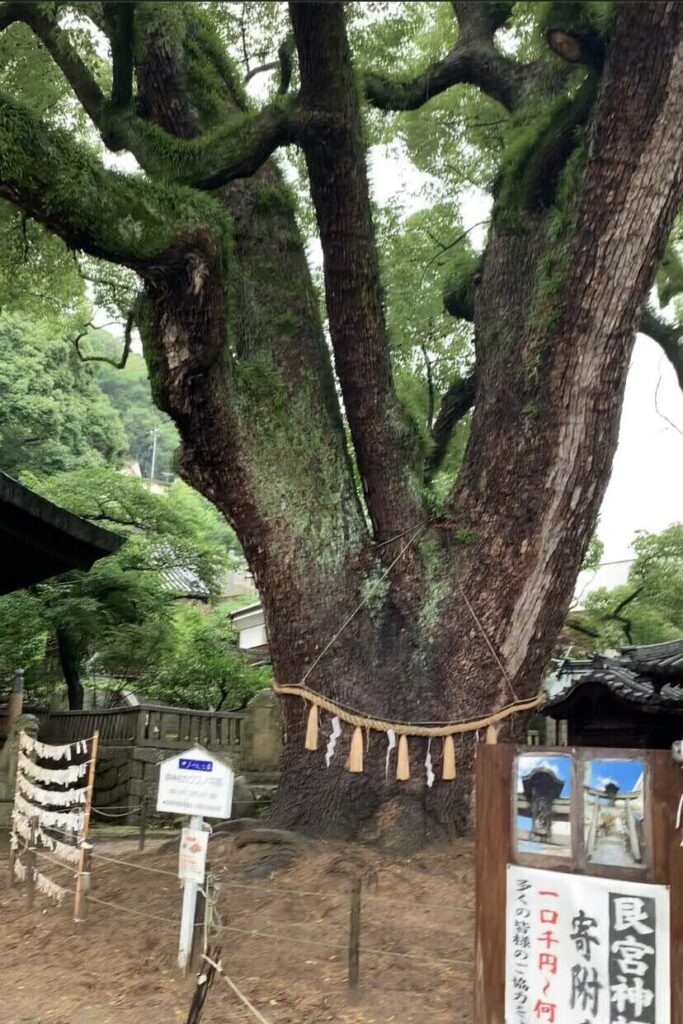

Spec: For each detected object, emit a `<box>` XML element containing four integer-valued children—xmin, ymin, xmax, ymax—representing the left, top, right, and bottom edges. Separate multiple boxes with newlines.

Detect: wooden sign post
<box><xmin>474</xmin><ymin>744</ymin><xmax>683</xmax><ymax>1023</ymax></box>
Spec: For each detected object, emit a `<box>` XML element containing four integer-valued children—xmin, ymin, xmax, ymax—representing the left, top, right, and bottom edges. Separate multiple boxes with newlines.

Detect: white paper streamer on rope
<box><xmin>19</xmin><ymin>733</ymin><xmax>87</xmax><ymax>761</ymax></box>
<box><xmin>13</xmin><ymin>860</ymin><xmax>27</xmax><ymax>883</ymax></box>
<box><xmin>38</xmin><ymin>831</ymin><xmax>81</xmax><ymax>865</ymax></box>
<box><xmin>325</xmin><ymin>715</ymin><xmax>342</xmax><ymax>767</ymax></box>
<box><xmin>18</xmin><ymin>752</ymin><xmax>88</xmax><ymax>786</ymax></box>
<box><xmin>385</xmin><ymin>729</ymin><xmax>396</xmax><ymax>780</ymax></box>
<box><xmin>35</xmin><ymin>870</ymin><xmax>68</xmax><ymax>904</ymax></box>
<box><xmin>11</xmin><ymin>810</ymin><xmax>32</xmax><ymax>843</ymax></box>
<box><xmin>17</xmin><ymin>774</ymin><xmax>88</xmax><ymax>807</ymax></box>
<box><xmin>425</xmin><ymin>738</ymin><xmax>435</xmax><ymax>788</ymax></box>
<box><xmin>11</xmin><ymin>811</ymin><xmax>81</xmax><ymax>865</ymax></box>
<box><xmin>14</xmin><ymin>793</ymin><xmax>84</xmax><ymax>832</ymax></box>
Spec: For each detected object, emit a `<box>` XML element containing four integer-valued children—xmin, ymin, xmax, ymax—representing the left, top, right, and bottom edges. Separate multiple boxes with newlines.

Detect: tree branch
<box><xmin>640</xmin><ymin>304</ymin><xmax>683</xmax><ymax>392</ymax></box>
<box><xmin>0</xmin><ymin>93</ymin><xmax>216</xmax><ymax>268</ymax></box>
<box><xmin>425</xmin><ymin>372</ymin><xmax>477</xmax><ymax>481</ymax></box>
<box><xmin>0</xmin><ymin>1</ymin><xmax>305</xmax><ymax>189</ymax></box>
<box><xmin>289</xmin><ymin>1</ymin><xmax>423</xmax><ymax>541</ymax></box>
<box><xmin>73</xmin><ymin>300</ymin><xmax>139</xmax><ymax>369</ymax></box>
<box><xmin>365</xmin><ymin>1</ymin><xmax>526</xmax><ymax>112</ymax></box>
<box><xmin>2</xmin><ymin>1</ymin><xmax>107</xmax><ymax>125</ymax></box>
<box><xmin>103</xmin><ymin>2</ymin><xmax>136</xmax><ymax>110</ymax></box>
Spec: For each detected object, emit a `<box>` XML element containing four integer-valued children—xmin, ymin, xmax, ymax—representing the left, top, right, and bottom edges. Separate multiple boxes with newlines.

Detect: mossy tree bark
<box><xmin>1</xmin><ymin>1</ymin><xmax>682</xmax><ymax>848</ymax></box>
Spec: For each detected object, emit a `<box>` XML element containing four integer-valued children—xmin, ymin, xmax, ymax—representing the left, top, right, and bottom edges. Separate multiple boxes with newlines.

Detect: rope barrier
<box><xmin>92</xmin><ymin>805</ymin><xmax>143</xmax><ymax>818</ymax></box>
<box><xmin>272</xmin><ymin>679</ymin><xmax>545</xmax><ymax>736</ymax></box>
<box><xmin>86</xmin><ymin>850</ymin><xmax>474</xmax><ymax>915</ymax></box>
<box><xmin>212</xmin><ymin>921</ymin><xmax>473</xmax><ymax>967</ymax></box>
<box><xmin>203</xmin><ymin>954</ymin><xmax>273</xmax><ymax>1024</ymax></box>
<box><xmin>87</xmin><ymin>895</ymin><xmax>179</xmax><ymax>927</ymax></box>
<box><xmin>91</xmin><ymin>852</ymin><xmax>178</xmax><ymax>878</ymax></box>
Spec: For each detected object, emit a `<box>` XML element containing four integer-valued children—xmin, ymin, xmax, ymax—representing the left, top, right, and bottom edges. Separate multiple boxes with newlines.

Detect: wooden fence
<box><xmin>40</xmin><ymin>703</ymin><xmax>246</xmax><ymax>754</ymax></box>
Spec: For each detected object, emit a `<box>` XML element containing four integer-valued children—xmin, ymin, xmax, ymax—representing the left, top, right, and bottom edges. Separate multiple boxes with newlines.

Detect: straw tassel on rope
<box><xmin>442</xmin><ymin>735</ymin><xmax>456</xmax><ymax>780</ymax></box>
<box><xmin>396</xmin><ymin>735</ymin><xmax>410</xmax><ymax>780</ymax></box>
<box><xmin>348</xmin><ymin>726</ymin><xmax>364</xmax><ymax>772</ymax></box>
<box><xmin>304</xmin><ymin>704</ymin><xmax>319</xmax><ymax>751</ymax></box>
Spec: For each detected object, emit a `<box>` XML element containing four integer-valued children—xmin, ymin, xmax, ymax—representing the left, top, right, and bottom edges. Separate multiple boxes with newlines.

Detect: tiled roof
<box><xmin>159</xmin><ymin>564</ymin><xmax>210</xmax><ymax>599</ymax></box>
<box><xmin>545</xmin><ymin>655</ymin><xmax>683</xmax><ymax>712</ymax></box>
<box><xmin>620</xmin><ymin>639</ymin><xmax>683</xmax><ymax>679</ymax></box>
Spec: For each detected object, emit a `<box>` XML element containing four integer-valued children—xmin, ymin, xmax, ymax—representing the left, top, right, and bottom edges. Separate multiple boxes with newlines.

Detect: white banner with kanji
<box><xmin>505</xmin><ymin>865</ymin><xmax>670</xmax><ymax>1024</ymax></box>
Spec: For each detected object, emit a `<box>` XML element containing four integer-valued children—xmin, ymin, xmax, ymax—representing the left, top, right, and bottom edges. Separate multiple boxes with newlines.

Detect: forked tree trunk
<box><xmin>5</xmin><ymin>2</ymin><xmax>681</xmax><ymax>851</ymax></box>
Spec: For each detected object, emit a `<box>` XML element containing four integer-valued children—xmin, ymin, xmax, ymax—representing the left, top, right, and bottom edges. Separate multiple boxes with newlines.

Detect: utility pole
<box><xmin>149</xmin><ymin>425</ymin><xmax>158</xmax><ymax>483</ymax></box>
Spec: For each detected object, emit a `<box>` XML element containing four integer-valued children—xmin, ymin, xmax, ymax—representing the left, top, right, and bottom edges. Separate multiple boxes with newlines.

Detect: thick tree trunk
<box><xmin>56</xmin><ymin>627</ymin><xmax>84</xmax><ymax>711</ymax></box>
<box><xmin>5</xmin><ymin>1</ymin><xmax>681</xmax><ymax>852</ymax></box>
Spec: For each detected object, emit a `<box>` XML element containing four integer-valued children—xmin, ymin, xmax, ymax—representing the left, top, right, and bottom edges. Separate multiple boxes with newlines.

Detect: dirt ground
<box><xmin>0</xmin><ymin>833</ymin><xmax>475</xmax><ymax>1024</ymax></box>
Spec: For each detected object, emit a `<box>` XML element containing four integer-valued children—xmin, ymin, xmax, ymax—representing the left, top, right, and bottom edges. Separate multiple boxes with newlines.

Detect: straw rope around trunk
<box><xmin>271</xmin><ymin>681</ymin><xmax>545</xmax><ymax>737</ymax></box>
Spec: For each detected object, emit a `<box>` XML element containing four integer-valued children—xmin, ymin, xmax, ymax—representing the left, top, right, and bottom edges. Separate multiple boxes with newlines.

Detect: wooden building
<box><xmin>544</xmin><ymin>639</ymin><xmax>683</xmax><ymax>749</ymax></box>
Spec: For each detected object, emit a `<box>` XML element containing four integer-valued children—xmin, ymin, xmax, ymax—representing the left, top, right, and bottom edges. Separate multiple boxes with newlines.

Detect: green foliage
<box><xmin>134</xmin><ymin>603</ymin><xmax>271</xmax><ymax>710</ymax></box>
<box><xmin>96</xmin><ymin>350</ymin><xmax>179</xmax><ymax>480</ymax></box>
<box><xmin>0</xmin><ymin>469</ymin><xmax>244</xmax><ymax>707</ymax></box>
<box><xmin>0</xmin><ymin>312</ymin><xmax>128</xmax><ymax>477</ymax></box>
<box><xmin>581</xmin><ymin>525</ymin><xmax>683</xmax><ymax>648</ymax></box>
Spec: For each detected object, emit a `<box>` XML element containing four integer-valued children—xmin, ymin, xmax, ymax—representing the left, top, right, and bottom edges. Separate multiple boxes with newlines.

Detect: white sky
<box><xmin>370</xmin><ymin>144</ymin><xmax>683</xmax><ymax>564</ymax></box>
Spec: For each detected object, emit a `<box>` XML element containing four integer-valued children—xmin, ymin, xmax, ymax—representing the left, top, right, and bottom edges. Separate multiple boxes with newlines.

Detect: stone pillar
<box><xmin>241</xmin><ymin>689</ymin><xmax>282</xmax><ymax>773</ymax></box>
<box><xmin>6</xmin><ymin>668</ymin><xmax>24</xmax><ymax>735</ymax></box>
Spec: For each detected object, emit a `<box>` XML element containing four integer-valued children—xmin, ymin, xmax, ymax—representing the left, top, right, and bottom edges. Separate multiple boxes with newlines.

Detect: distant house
<box><xmin>543</xmin><ymin>639</ymin><xmax>683</xmax><ymax>749</ymax></box>
<box><xmin>230</xmin><ymin>602</ymin><xmax>269</xmax><ymax>664</ymax></box>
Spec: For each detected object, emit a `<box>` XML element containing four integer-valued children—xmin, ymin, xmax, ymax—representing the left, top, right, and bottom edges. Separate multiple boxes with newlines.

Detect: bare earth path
<box><xmin>0</xmin><ymin>835</ymin><xmax>474</xmax><ymax>1024</ymax></box>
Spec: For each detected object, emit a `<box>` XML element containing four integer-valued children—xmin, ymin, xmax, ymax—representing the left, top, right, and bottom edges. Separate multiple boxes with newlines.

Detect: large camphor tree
<box><xmin>1</xmin><ymin>1</ymin><xmax>682</xmax><ymax>846</ymax></box>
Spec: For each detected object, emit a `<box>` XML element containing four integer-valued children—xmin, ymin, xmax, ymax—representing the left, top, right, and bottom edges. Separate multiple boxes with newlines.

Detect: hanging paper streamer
<box><xmin>272</xmin><ymin>680</ymin><xmax>544</xmax><ymax>787</ymax></box>
<box><xmin>14</xmin><ymin>792</ymin><xmax>84</xmax><ymax>832</ymax></box>
<box><xmin>17</xmin><ymin>752</ymin><xmax>88</xmax><ymax>786</ymax></box>
<box><xmin>20</xmin><ymin>733</ymin><xmax>80</xmax><ymax>762</ymax></box>
<box><xmin>348</xmin><ymin>726</ymin><xmax>364</xmax><ymax>773</ymax></box>
<box><xmin>396</xmin><ymin>735</ymin><xmax>410</xmax><ymax>781</ymax></box>
<box><xmin>325</xmin><ymin>716</ymin><xmax>342</xmax><ymax>767</ymax></box>
<box><xmin>304</xmin><ymin>704</ymin><xmax>319</xmax><ymax>751</ymax></box>
<box><xmin>385</xmin><ymin>729</ymin><xmax>396</xmax><ymax>780</ymax></box>
<box><xmin>38</xmin><ymin>831</ymin><xmax>81</xmax><ymax>865</ymax></box>
<box><xmin>425</xmin><ymin>739</ymin><xmax>435</xmax><ymax>788</ymax></box>
<box><xmin>35</xmin><ymin>871</ymin><xmax>68</xmax><ymax>905</ymax></box>
<box><xmin>17</xmin><ymin>775</ymin><xmax>88</xmax><ymax>807</ymax></box>
<box><xmin>13</xmin><ymin>860</ymin><xmax>27</xmax><ymax>883</ymax></box>
<box><xmin>442</xmin><ymin>735</ymin><xmax>456</xmax><ymax>780</ymax></box>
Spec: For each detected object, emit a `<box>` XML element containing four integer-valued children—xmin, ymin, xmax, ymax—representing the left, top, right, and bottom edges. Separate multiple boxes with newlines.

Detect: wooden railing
<box><xmin>40</xmin><ymin>703</ymin><xmax>246</xmax><ymax>752</ymax></box>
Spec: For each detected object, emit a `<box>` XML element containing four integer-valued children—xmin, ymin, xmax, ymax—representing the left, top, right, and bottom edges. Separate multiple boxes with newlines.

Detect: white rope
<box><xmin>202</xmin><ymin>955</ymin><xmax>272</xmax><ymax>1024</ymax></box>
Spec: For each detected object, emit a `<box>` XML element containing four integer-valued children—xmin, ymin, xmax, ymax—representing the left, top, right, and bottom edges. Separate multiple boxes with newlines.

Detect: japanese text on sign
<box><xmin>178</xmin><ymin>827</ymin><xmax>209</xmax><ymax>884</ymax></box>
<box><xmin>157</xmin><ymin>746</ymin><xmax>234</xmax><ymax>819</ymax></box>
<box><xmin>505</xmin><ymin>865</ymin><xmax>670</xmax><ymax>1024</ymax></box>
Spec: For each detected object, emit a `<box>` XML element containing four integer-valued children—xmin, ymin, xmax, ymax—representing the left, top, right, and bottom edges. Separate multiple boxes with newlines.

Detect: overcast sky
<box><xmin>369</xmin><ymin>144</ymin><xmax>683</xmax><ymax>564</ymax></box>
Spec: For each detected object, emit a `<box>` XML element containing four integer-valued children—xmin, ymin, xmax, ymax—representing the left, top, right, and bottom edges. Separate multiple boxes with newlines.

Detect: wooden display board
<box><xmin>474</xmin><ymin>744</ymin><xmax>683</xmax><ymax>1023</ymax></box>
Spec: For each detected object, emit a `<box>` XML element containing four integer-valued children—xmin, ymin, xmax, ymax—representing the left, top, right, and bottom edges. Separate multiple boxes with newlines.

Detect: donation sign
<box><xmin>505</xmin><ymin>865</ymin><xmax>670</xmax><ymax>1024</ymax></box>
<box><xmin>156</xmin><ymin>745</ymin><xmax>234</xmax><ymax>819</ymax></box>
<box><xmin>178</xmin><ymin>826</ymin><xmax>209</xmax><ymax>884</ymax></box>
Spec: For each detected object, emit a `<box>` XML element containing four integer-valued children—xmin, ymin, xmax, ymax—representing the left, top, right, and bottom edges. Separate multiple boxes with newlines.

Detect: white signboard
<box><xmin>156</xmin><ymin>746</ymin><xmax>234</xmax><ymax>819</ymax></box>
<box><xmin>178</xmin><ymin>826</ymin><xmax>209</xmax><ymax>884</ymax></box>
<box><xmin>506</xmin><ymin>865</ymin><xmax>670</xmax><ymax>1024</ymax></box>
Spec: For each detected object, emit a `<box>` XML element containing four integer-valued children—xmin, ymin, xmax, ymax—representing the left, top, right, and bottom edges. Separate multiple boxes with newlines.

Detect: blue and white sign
<box><xmin>179</xmin><ymin>758</ymin><xmax>212</xmax><ymax>772</ymax></box>
<box><xmin>157</xmin><ymin>745</ymin><xmax>233</xmax><ymax>819</ymax></box>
